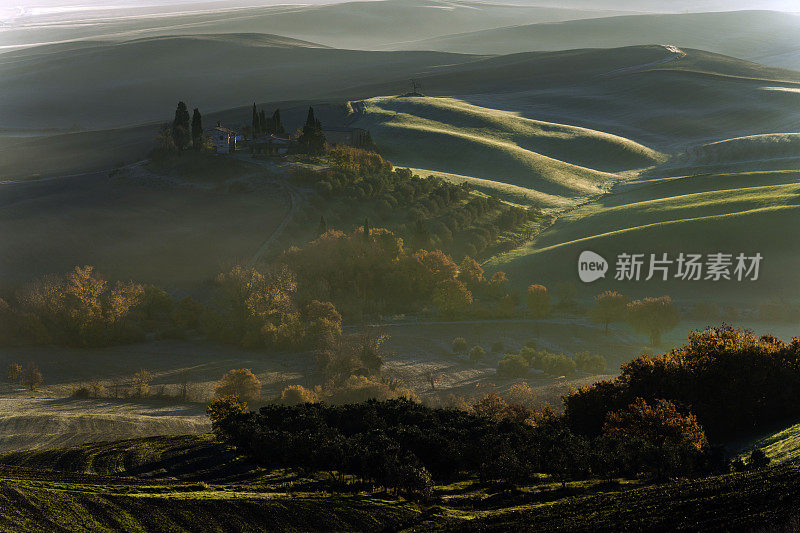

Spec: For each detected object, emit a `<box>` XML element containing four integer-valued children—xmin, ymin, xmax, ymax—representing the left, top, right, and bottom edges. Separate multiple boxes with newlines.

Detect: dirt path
<box><xmin>231</xmin><ymin>154</ymin><xmax>308</xmax><ymax>266</ymax></box>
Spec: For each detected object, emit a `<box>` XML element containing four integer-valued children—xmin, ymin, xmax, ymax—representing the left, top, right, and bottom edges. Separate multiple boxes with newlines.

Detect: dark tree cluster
<box><xmin>293</xmin><ymin>146</ymin><xmax>541</xmax><ymax>260</ymax></box>
<box><xmin>564</xmin><ymin>325</ymin><xmax>800</xmax><ymax>443</ymax></box>
<box><xmin>251</xmin><ymin>103</ymin><xmax>285</xmax><ymax>137</ymax></box>
<box><xmin>209</xmin><ymin>397</ymin><xmax>726</xmax><ymax>499</ymax></box>
<box><xmin>297</xmin><ymin>106</ymin><xmax>326</xmax><ymax>154</ymax></box>
<box><xmin>278</xmin><ymin>225</ymin><xmax>516</xmax><ymax>319</ymax></box>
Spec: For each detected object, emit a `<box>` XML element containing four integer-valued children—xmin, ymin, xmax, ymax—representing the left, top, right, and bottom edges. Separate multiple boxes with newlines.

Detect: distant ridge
<box><xmin>398</xmin><ymin>10</ymin><xmax>800</xmax><ymax>71</ymax></box>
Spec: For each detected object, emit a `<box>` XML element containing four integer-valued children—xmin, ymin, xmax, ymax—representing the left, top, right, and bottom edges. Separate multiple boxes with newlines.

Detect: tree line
<box><xmin>293</xmin><ymin>145</ymin><xmax>542</xmax><ymax>261</ymax></box>
<box><xmin>207</xmin><ymin>325</ymin><xmax>786</xmax><ymax>500</ymax></box>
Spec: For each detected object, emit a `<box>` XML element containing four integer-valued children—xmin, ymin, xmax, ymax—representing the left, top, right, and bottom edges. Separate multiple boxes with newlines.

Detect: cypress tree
<box><xmin>363</xmin><ymin>217</ymin><xmax>371</xmax><ymax>239</ymax></box>
<box><xmin>172</xmin><ymin>101</ymin><xmax>190</xmax><ymax>153</ymax></box>
<box><xmin>272</xmin><ymin>109</ymin><xmax>285</xmax><ymax>134</ymax></box>
<box><xmin>317</xmin><ymin>215</ymin><xmax>327</xmax><ymax>236</ymax></box>
<box><xmin>191</xmin><ymin>107</ymin><xmax>203</xmax><ymax>150</ymax></box>
<box><xmin>299</xmin><ymin>106</ymin><xmax>326</xmax><ymax>154</ymax></box>
<box><xmin>259</xmin><ymin>110</ymin><xmax>267</xmax><ymax>135</ymax></box>
<box><xmin>252</xmin><ymin>103</ymin><xmax>259</xmax><ymax>137</ymax></box>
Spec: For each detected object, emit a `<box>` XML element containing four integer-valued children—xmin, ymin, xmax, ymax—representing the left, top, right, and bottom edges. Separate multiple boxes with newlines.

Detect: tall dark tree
<box><xmin>259</xmin><ymin>110</ymin><xmax>267</xmax><ymax>136</ymax></box>
<box><xmin>317</xmin><ymin>215</ymin><xmax>328</xmax><ymax>236</ymax></box>
<box><xmin>172</xmin><ymin>101</ymin><xmax>191</xmax><ymax>153</ymax></box>
<box><xmin>272</xmin><ymin>108</ymin><xmax>285</xmax><ymax>134</ymax></box>
<box><xmin>363</xmin><ymin>217</ymin><xmax>371</xmax><ymax>239</ymax></box>
<box><xmin>191</xmin><ymin>108</ymin><xmax>203</xmax><ymax>150</ymax></box>
<box><xmin>252</xmin><ymin>103</ymin><xmax>259</xmax><ymax>137</ymax></box>
<box><xmin>298</xmin><ymin>106</ymin><xmax>326</xmax><ymax>154</ymax></box>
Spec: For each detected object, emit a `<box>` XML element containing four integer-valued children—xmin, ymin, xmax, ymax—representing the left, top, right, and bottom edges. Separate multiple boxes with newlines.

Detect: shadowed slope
<box><xmin>401</xmin><ymin>10</ymin><xmax>800</xmax><ymax>70</ymax></box>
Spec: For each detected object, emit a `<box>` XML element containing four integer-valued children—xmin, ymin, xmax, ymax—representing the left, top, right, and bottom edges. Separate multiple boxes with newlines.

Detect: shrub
<box><xmin>131</xmin><ymin>369</ymin><xmax>152</xmax><ymax>398</ymax></box>
<box><xmin>746</xmin><ymin>448</ymin><xmax>771</xmax><ymax>469</ymax></box>
<box><xmin>505</xmin><ymin>382</ymin><xmax>537</xmax><ymax>408</ymax></box>
<box><xmin>590</xmin><ymin>291</ymin><xmax>630</xmax><ymax>333</ymax></box>
<box><xmin>7</xmin><ymin>362</ymin><xmax>21</xmax><ymax>384</ymax></box>
<box><xmin>497</xmin><ymin>354</ymin><xmax>529</xmax><ymax>378</ymax></box>
<box><xmin>469</xmin><ymin>345</ymin><xmax>486</xmax><ymax>363</ymax></box>
<box><xmin>540</xmin><ymin>352</ymin><xmax>576</xmax><ymax>376</ymax></box>
<box><xmin>626</xmin><ymin>296</ymin><xmax>680</xmax><ymax>345</ymax></box>
<box><xmin>21</xmin><ymin>362</ymin><xmax>43</xmax><ymax>390</ymax></box>
<box><xmin>452</xmin><ymin>337</ymin><xmax>468</xmax><ymax>353</ymax></box>
<box><xmin>526</xmin><ymin>284</ymin><xmax>550</xmax><ymax>319</ymax></box>
<box><xmin>322</xmin><ymin>375</ymin><xmax>417</xmax><ymax>404</ymax></box>
<box><xmin>72</xmin><ymin>386</ymin><xmax>91</xmax><ymax>399</ymax></box>
<box><xmin>280</xmin><ymin>384</ymin><xmax>318</xmax><ymax>405</ymax></box>
<box><xmin>575</xmin><ymin>352</ymin><xmax>607</xmax><ymax>374</ymax></box>
<box><xmin>603</xmin><ymin>398</ymin><xmax>708</xmax><ymax>451</ymax></box>
<box><xmin>214</xmin><ymin>368</ymin><xmax>262</xmax><ymax>404</ymax></box>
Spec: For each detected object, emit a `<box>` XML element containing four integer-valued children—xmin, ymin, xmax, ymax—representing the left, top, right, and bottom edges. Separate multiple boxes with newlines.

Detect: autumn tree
<box><xmin>626</xmin><ymin>296</ymin><xmax>680</xmax><ymax>345</ymax></box>
<box><xmin>457</xmin><ymin>257</ymin><xmax>484</xmax><ymax>288</ymax></box>
<box><xmin>305</xmin><ymin>300</ymin><xmax>342</xmax><ymax>348</ymax></box>
<box><xmin>131</xmin><ymin>369</ymin><xmax>152</xmax><ymax>397</ymax></box>
<box><xmin>7</xmin><ymin>362</ymin><xmax>21</xmax><ymax>384</ymax></box>
<box><xmin>526</xmin><ymin>284</ymin><xmax>550</xmax><ymax>319</ymax></box>
<box><xmin>214</xmin><ymin>368</ymin><xmax>262</xmax><ymax>403</ymax></box>
<box><xmin>603</xmin><ymin>397</ymin><xmax>708</xmax><ymax>450</ymax></box>
<box><xmin>433</xmin><ymin>279</ymin><xmax>473</xmax><ymax>318</ymax></box>
<box><xmin>21</xmin><ymin>362</ymin><xmax>43</xmax><ymax>390</ymax></box>
<box><xmin>280</xmin><ymin>384</ymin><xmax>318</xmax><ymax>404</ymax></box>
<box><xmin>590</xmin><ymin>291</ymin><xmax>630</xmax><ymax>333</ymax></box>
<box><xmin>206</xmin><ymin>394</ymin><xmax>248</xmax><ymax>438</ymax></box>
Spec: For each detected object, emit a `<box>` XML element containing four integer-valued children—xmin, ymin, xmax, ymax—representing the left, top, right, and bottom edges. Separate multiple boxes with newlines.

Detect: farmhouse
<box><xmin>322</xmin><ymin>127</ymin><xmax>371</xmax><ymax>148</ymax></box>
<box><xmin>206</xmin><ymin>123</ymin><xmax>242</xmax><ymax>154</ymax></box>
<box><xmin>252</xmin><ymin>135</ymin><xmax>293</xmax><ymax>156</ymax></box>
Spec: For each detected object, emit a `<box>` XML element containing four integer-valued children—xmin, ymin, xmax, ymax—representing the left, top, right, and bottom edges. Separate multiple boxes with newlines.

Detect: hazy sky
<box><xmin>2</xmin><ymin>0</ymin><xmax>798</xmax><ymax>24</ymax></box>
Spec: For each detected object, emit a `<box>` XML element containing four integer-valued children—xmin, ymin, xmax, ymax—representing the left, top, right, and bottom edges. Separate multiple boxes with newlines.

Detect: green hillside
<box><xmin>403</xmin><ymin>10</ymin><xmax>800</xmax><ymax>70</ymax></box>
<box><xmin>0</xmin><ymin>435</ymin><xmax>799</xmax><ymax>532</ymax></box>
<box><xmin>0</xmin><ymin>34</ymin><xmax>479</xmax><ymax>130</ymax></box>
<box><xmin>486</xmin><ymin>169</ymin><xmax>800</xmax><ymax>299</ymax></box>
<box><xmin>349</xmin><ymin>96</ymin><xmax>663</xmax><ymax>207</ymax></box>
<box><xmin>0</xmin><ymin>0</ymin><xmax>625</xmax><ymax>52</ymax></box>
<box><xmin>340</xmin><ymin>46</ymin><xmax>800</xmax><ymax>151</ymax></box>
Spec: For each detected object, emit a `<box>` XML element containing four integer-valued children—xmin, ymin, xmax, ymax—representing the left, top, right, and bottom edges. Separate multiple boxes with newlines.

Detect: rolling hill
<box><xmin>401</xmin><ymin>10</ymin><xmax>800</xmax><ymax>71</ymax></box>
<box><xmin>0</xmin><ymin>0</ymin><xmax>627</xmax><ymax>52</ymax></box>
<box><xmin>349</xmin><ymin>95</ymin><xmax>663</xmax><ymax>207</ymax></box>
<box><xmin>334</xmin><ymin>46</ymin><xmax>800</xmax><ymax>152</ymax></box>
<box><xmin>485</xmin><ymin>168</ymin><xmax>800</xmax><ymax>300</ymax></box>
<box><xmin>0</xmin><ymin>434</ymin><xmax>798</xmax><ymax>531</ymax></box>
<box><xmin>0</xmin><ymin>33</ymin><xmax>481</xmax><ymax>130</ymax></box>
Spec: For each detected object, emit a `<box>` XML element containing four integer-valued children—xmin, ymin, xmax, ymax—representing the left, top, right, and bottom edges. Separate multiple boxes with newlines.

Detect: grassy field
<box><xmin>351</xmin><ymin>96</ymin><xmax>662</xmax><ymax>207</ymax></box>
<box><xmin>345</xmin><ymin>46</ymin><xmax>800</xmax><ymax>153</ymax></box>
<box><xmin>486</xmin><ymin>169</ymin><xmax>800</xmax><ymax>300</ymax></box>
<box><xmin>0</xmin><ymin>155</ymin><xmax>289</xmax><ymax>289</ymax></box>
<box><xmin>0</xmin><ymin>435</ymin><xmax>797</xmax><ymax>531</ymax></box>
